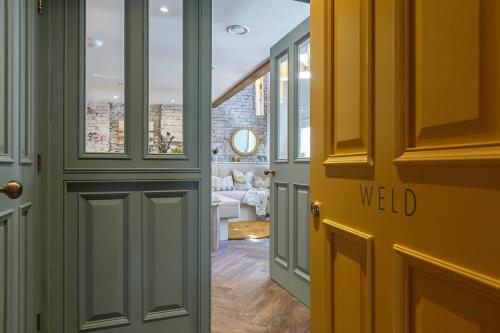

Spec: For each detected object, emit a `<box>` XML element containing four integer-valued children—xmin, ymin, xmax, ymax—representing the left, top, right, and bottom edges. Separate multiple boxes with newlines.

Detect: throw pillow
<box><xmin>232</xmin><ymin>170</ymin><xmax>254</xmax><ymax>190</ymax></box>
<box><xmin>212</xmin><ymin>175</ymin><xmax>235</xmax><ymax>191</ymax></box>
<box><xmin>211</xmin><ymin>176</ymin><xmax>221</xmax><ymax>191</ymax></box>
<box><xmin>253</xmin><ymin>176</ymin><xmax>270</xmax><ymax>189</ymax></box>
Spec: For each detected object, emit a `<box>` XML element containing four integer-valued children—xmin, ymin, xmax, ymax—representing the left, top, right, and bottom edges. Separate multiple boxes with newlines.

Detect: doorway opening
<box><xmin>210</xmin><ymin>1</ymin><xmax>311</xmax><ymax>332</ymax></box>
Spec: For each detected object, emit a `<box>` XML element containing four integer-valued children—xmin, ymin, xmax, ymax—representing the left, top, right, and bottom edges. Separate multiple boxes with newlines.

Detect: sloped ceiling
<box><xmin>212</xmin><ymin>0</ymin><xmax>310</xmax><ymax>99</ymax></box>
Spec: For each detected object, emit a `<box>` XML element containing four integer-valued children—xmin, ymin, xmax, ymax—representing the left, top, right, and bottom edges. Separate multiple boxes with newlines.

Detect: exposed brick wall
<box><xmin>211</xmin><ymin>73</ymin><xmax>269</xmax><ymax>162</ymax></box>
<box><xmin>86</xmin><ymin>72</ymin><xmax>270</xmax><ymax>158</ymax></box>
<box><xmin>148</xmin><ymin>104</ymin><xmax>183</xmax><ymax>154</ymax></box>
<box><xmin>85</xmin><ymin>102</ymin><xmax>125</xmax><ymax>153</ymax></box>
<box><xmin>85</xmin><ymin>102</ymin><xmax>183</xmax><ymax>154</ymax></box>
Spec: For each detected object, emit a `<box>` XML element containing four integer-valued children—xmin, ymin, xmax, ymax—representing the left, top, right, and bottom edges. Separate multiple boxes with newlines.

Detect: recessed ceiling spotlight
<box><xmin>171</xmin><ymin>99</ymin><xmax>176</xmax><ymax>103</ymax></box>
<box><xmin>227</xmin><ymin>25</ymin><xmax>250</xmax><ymax>35</ymax></box>
<box><xmin>86</xmin><ymin>37</ymin><xmax>104</xmax><ymax>49</ymax></box>
<box><xmin>113</xmin><ymin>95</ymin><xmax>119</xmax><ymax>99</ymax></box>
<box><xmin>160</xmin><ymin>6</ymin><xmax>169</xmax><ymax>13</ymax></box>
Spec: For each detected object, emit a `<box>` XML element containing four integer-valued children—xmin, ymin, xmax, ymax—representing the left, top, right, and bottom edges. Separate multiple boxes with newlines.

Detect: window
<box><xmin>85</xmin><ymin>0</ymin><xmax>126</xmax><ymax>154</ymax></box>
<box><xmin>277</xmin><ymin>54</ymin><xmax>289</xmax><ymax>160</ymax></box>
<box><xmin>297</xmin><ymin>38</ymin><xmax>310</xmax><ymax>159</ymax></box>
<box><xmin>148</xmin><ymin>0</ymin><xmax>184</xmax><ymax>155</ymax></box>
<box><xmin>255</xmin><ymin>76</ymin><xmax>265</xmax><ymax>116</ymax></box>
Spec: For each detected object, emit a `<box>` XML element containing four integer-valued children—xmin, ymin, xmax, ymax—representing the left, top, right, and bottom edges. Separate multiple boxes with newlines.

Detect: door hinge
<box><xmin>37</xmin><ymin>0</ymin><xmax>43</xmax><ymax>15</ymax></box>
<box><xmin>36</xmin><ymin>313</ymin><xmax>41</xmax><ymax>332</ymax></box>
<box><xmin>37</xmin><ymin>154</ymin><xmax>42</xmax><ymax>173</ymax></box>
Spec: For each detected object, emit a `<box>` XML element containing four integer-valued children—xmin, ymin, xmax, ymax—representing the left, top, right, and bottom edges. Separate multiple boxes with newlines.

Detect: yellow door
<box><xmin>310</xmin><ymin>0</ymin><xmax>500</xmax><ymax>332</ymax></box>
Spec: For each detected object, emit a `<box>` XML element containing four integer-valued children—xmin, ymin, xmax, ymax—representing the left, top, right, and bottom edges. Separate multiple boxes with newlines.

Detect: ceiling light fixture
<box><xmin>86</xmin><ymin>37</ymin><xmax>104</xmax><ymax>49</ymax></box>
<box><xmin>113</xmin><ymin>95</ymin><xmax>119</xmax><ymax>99</ymax></box>
<box><xmin>160</xmin><ymin>6</ymin><xmax>169</xmax><ymax>13</ymax></box>
<box><xmin>226</xmin><ymin>25</ymin><xmax>250</xmax><ymax>35</ymax></box>
<box><xmin>171</xmin><ymin>99</ymin><xmax>176</xmax><ymax>103</ymax></box>
<box><xmin>92</xmin><ymin>73</ymin><xmax>121</xmax><ymax>80</ymax></box>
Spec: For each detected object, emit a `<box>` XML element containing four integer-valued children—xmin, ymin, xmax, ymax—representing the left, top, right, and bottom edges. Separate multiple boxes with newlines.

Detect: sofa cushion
<box><xmin>217</xmin><ymin>194</ymin><xmax>240</xmax><ymax>219</ymax></box>
<box><xmin>232</xmin><ymin>170</ymin><xmax>254</xmax><ymax>190</ymax></box>
<box><xmin>213</xmin><ymin>190</ymin><xmax>247</xmax><ymax>202</ymax></box>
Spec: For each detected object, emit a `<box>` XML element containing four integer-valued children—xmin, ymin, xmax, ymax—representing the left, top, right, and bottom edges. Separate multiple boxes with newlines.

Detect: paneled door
<box><xmin>311</xmin><ymin>0</ymin><xmax>500</xmax><ymax>332</ymax></box>
<box><xmin>46</xmin><ymin>0</ymin><xmax>211</xmax><ymax>332</ymax></box>
<box><xmin>0</xmin><ymin>1</ymin><xmax>39</xmax><ymax>333</ymax></box>
<box><xmin>270</xmin><ymin>17</ymin><xmax>310</xmax><ymax>306</ymax></box>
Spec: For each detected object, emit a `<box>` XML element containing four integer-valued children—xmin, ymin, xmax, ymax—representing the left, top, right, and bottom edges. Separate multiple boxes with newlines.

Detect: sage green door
<box><xmin>0</xmin><ymin>1</ymin><xmax>39</xmax><ymax>332</ymax></box>
<box><xmin>269</xmin><ymin>17</ymin><xmax>310</xmax><ymax>306</ymax></box>
<box><xmin>46</xmin><ymin>0</ymin><xmax>211</xmax><ymax>332</ymax></box>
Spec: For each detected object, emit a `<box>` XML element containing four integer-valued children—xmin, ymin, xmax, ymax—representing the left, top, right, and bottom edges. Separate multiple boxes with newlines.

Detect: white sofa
<box><xmin>212</xmin><ymin>162</ymin><xmax>270</xmax><ymax>222</ymax></box>
<box><xmin>211</xmin><ymin>193</ymin><xmax>240</xmax><ymax>241</ymax></box>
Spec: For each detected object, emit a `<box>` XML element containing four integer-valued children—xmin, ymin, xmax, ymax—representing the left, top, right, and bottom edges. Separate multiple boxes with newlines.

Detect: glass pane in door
<box><xmin>148</xmin><ymin>0</ymin><xmax>184</xmax><ymax>155</ymax></box>
<box><xmin>297</xmin><ymin>38</ymin><xmax>310</xmax><ymax>159</ymax></box>
<box><xmin>277</xmin><ymin>53</ymin><xmax>289</xmax><ymax>160</ymax></box>
<box><xmin>85</xmin><ymin>0</ymin><xmax>126</xmax><ymax>154</ymax></box>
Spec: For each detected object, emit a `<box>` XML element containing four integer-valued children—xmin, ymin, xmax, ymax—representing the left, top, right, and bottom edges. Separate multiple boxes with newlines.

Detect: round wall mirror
<box><xmin>231</xmin><ymin>128</ymin><xmax>259</xmax><ymax>156</ymax></box>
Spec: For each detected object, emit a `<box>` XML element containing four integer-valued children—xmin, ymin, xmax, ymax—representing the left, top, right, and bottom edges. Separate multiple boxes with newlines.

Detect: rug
<box><xmin>228</xmin><ymin>221</ymin><xmax>270</xmax><ymax>240</ymax></box>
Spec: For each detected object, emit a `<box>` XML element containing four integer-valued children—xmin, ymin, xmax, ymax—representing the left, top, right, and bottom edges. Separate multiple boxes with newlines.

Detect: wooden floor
<box><xmin>211</xmin><ymin>239</ymin><xmax>310</xmax><ymax>333</ymax></box>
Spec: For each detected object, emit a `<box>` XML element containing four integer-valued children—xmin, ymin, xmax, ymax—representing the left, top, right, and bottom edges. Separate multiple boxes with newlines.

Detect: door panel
<box><xmin>48</xmin><ymin>0</ymin><xmax>211</xmax><ymax>332</ymax></box>
<box><xmin>326</xmin><ymin>220</ymin><xmax>373</xmax><ymax>333</ymax></box>
<box><xmin>0</xmin><ymin>0</ymin><xmax>10</xmax><ymax>163</ymax></box>
<box><xmin>18</xmin><ymin>203</ymin><xmax>35</xmax><ymax>333</ymax></box>
<box><xmin>0</xmin><ymin>211</ymin><xmax>11</xmax><ymax>333</ymax></box>
<box><xmin>274</xmin><ymin>182</ymin><xmax>290</xmax><ymax>268</ymax></box>
<box><xmin>326</xmin><ymin>0</ymin><xmax>373</xmax><ymax>166</ymax></box>
<box><xmin>293</xmin><ymin>184</ymin><xmax>309</xmax><ymax>279</ymax></box>
<box><xmin>311</xmin><ymin>0</ymin><xmax>500</xmax><ymax>332</ymax></box>
<box><xmin>142</xmin><ymin>191</ymin><xmax>189</xmax><ymax>321</ymax></box>
<box><xmin>20</xmin><ymin>0</ymin><xmax>35</xmax><ymax>165</ymax></box>
<box><xmin>64</xmin><ymin>182</ymin><xmax>200</xmax><ymax>333</ymax></box>
<box><xmin>270</xmin><ymin>18</ymin><xmax>310</xmax><ymax>306</ymax></box>
<box><xmin>0</xmin><ymin>0</ymin><xmax>39</xmax><ymax>332</ymax></box>
<box><xmin>396</xmin><ymin>0</ymin><xmax>500</xmax><ymax>163</ymax></box>
<box><xmin>395</xmin><ymin>245</ymin><xmax>500</xmax><ymax>333</ymax></box>
<box><xmin>78</xmin><ymin>193</ymin><xmax>130</xmax><ymax>331</ymax></box>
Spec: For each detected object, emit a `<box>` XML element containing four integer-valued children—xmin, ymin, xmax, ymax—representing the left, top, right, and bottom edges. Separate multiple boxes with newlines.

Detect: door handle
<box><xmin>310</xmin><ymin>201</ymin><xmax>321</xmax><ymax>217</ymax></box>
<box><xmin>0</xmin><ymin>180</ymin><xmax>23</xmax><ymax>199</ymax></box>
<box><xmin>264</xmin><ymin>169</ymin><xmax>276</xmax><ymax>176</ymax></box>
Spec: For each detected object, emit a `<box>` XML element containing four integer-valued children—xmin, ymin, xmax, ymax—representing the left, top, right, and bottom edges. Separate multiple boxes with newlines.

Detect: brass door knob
<box><xmin>0</xmin><ymin>180</ymin><xmax>23</xmax><ymax>199</ymax></box>
<box><xmin>311</xmin><ymin>201</ymin><xmax>321</xmax><ymax>217</ymax></box>
<box><xmin>264</xmin><ymin>169</ymin><xmax>276</xmax><ymax>176</ymax></box>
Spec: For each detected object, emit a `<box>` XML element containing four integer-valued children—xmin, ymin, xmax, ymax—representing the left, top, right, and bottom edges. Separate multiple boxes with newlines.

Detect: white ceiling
<box><xmin>212</xmin><ymin>0</ymin><xmax>310</xmax><ymax>99</ymax></box>
<box><xmin>85</xmin><ymin>0</ymin><xmax>309</xmax><ymax>105</ymax></box>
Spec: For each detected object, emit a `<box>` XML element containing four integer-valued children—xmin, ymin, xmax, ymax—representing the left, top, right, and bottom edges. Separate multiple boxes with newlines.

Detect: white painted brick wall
<box><xmin>85</xmin><ymin>102</ymin><xmax>183</xmax><ymax>154</ymax></box>
<box><xmin>86</xmin><ymin>72</ymin><xmax>269</xmax><ymax>159</ymax></box>
<box><xmin>211</xmin><ymin>73</ymin><xmax>269</xmax><ymax>162</ymax></box>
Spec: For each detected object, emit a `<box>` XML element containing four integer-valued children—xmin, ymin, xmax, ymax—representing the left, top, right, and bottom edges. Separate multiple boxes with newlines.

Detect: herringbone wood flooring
<box><xmin>211</xmin><ymin>239</ymin><xmax>310</xmax><ymax>333</ymax></box>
